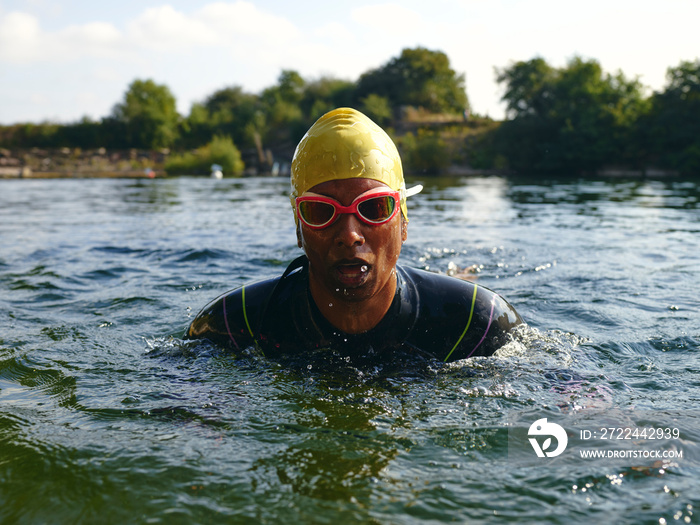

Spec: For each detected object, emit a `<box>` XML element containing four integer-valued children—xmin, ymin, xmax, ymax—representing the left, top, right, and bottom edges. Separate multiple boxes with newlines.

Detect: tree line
<box><xmin>1</xmin><ymin>47</ymin><xmax>698</xmax><ymax>176</ymax></box>
<box><xmin>0</xmin><ymin>47</ymin><xmax>467</xmax><ymax>175</ymax></box>
<box><xmin>494</xmin><ymin>56</ymin><xmax>700</xmax><ymax>175</ymax></box>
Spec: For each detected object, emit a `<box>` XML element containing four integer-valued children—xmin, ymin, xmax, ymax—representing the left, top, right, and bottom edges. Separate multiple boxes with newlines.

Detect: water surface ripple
<box><xmin>1</xmin><ymin>176</ymin><xmax>698</xmax><ymax>524</ymax></box>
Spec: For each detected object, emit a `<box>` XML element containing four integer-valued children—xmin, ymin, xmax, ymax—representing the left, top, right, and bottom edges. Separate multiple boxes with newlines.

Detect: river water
<box><xmin>1</xmin><ymin>175</ymin><xmax>698</xmax><ymax>523</ymax></box>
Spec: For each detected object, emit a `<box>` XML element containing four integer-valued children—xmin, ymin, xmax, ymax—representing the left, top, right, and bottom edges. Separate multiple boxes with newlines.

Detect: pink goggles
<box><xmin>295</xmin><ymin>187</ymin><xmax>401</xmax><ymax>230</ymax></box>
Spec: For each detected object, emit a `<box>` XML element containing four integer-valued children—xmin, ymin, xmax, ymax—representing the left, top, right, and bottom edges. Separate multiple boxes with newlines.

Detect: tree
<box><xmin>355</xmin><ymin>47</ymin><xmax>468</xmax><ymax>114</ymax></box>
<box><xmin>299</xmin><ymin>76</ymin><xmax>355</xmax><ymax>121</ymax></box>
<box><xmin>399</xmin><ymin>130</ymin><xmax>449</xmax><ymax>174</ymax></box>
<box><xmin>643</xmin><ymin>59</ymin><xmax>700</xmax><ymax>174</ymax></box>
<box><xmin>260</xmin><ymin>70</ymin><xmax>305</xmax><ymax>121</ymax></box>
<box><xmin>201</xmin><ymin>86</ymin><xmax>262</xmax><ymax>148</ymax></box>
<box><xmin>259</xmin><ymin>70</ymin><xmax>306</xmax><ymax>143</ymax></box>
<box><xmin>112</xmin><ymin>79</ymin><xmax>179</xmax><ymax>149</ymax></box>
<box><xmin>496</xmin><ymin>57</ymin><xmax>556</xmax><ymax>119</ymax></box>
<box><xmin>495</xmin><ymin>57</ymin><xmax>647</xmax><ymax>173</ymax></box>
<box><xmin>360</xmin><ymin>94</ymin><xmax>392</xmax><ymax>126</ymax></box>
<box><xmin>273</xmin><ymin>70</ymin><xmax>305</xmax><ymax>106</ymax></box>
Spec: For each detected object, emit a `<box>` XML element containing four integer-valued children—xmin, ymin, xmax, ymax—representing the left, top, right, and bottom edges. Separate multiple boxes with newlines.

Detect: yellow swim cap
<box><xmin>290</xmin><ymin>107</ymin><xmax>420</xmax><ymax>222</ymax></box>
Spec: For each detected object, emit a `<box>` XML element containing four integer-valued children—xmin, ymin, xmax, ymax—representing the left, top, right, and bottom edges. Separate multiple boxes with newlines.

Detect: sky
<box><xmin>1</xmin><ymin>0</ymin><xmax>698</xmax><ymax>125</ymax></box>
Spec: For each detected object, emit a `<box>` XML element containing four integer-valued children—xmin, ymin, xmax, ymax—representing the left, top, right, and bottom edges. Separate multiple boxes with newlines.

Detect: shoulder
<box><xmin>185</xmin><ymin>276</ymin><xmax>281</xmax><ymax>348</ymax></box>
<box><xmin>399</xmin><ymin>265</ymin><xmax>523</xmax><ymax>361</ymax></box>
<box><xmin>401</xmin><ymin>264</ymin><xmax>518</xmax><ymax>312</ymax></box>
<box><xmin>400</xmin><ymin>264</ymin><xmax>481</xmax><ymax>307</ymax></box>
<box><xmin>185</xmin><ymin>256</ymin><xmax>311</xmax><ymax>351</ymax></box>
<box><xmin>401</xmin><ymin>264</ymin><xmax>475</xmax><ymax>290</ymax></box>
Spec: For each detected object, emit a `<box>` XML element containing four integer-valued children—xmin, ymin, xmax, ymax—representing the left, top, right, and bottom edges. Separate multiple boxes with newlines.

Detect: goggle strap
<box><xmin>402</xmin><ymin>184</ymin><xmax>423</xmax><ymax>199</ymax></box>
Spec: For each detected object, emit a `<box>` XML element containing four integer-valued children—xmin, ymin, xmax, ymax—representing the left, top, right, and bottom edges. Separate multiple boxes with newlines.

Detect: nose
<box><xmin>334</xmin><ymin>213</ymin><xmax>365</xmax><ymax>247</ymax></box>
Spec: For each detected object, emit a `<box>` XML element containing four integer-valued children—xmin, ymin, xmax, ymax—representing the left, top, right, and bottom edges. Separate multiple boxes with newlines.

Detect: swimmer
<box><xmin>186</xmin><ymin>108</ymin><xmax>523</xmax><ymax>362</ymax></box>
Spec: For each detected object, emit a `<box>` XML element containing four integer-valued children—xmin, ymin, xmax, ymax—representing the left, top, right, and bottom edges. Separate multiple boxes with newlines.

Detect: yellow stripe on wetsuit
<box><xmin>443</xmin><ymin>284</ymin><xmax>478</xmax><ymax>362</ymax></box>
<box><xmin>241</xmin><ymin>285</ymin><xmax>262</xmax><ymax>354</ymax></box>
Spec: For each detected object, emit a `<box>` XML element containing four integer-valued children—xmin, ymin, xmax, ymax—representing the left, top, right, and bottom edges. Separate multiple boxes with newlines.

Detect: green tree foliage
<box><xmin>179</xmin><ymin>86</ymin><xmax>263</xmax><ymax>150</ymax></box>
<box><xmin>399</xmin><ymin>130</ymin><xmax>450</xmax><ymax>174</ymax></box>
<box><xmin>495</xmin><ymin>57</ymin><xmax>648</xmax><ymax>173</ymax></box>
<box><xmin>8</xmin><ymin>49</ymin><xmax>699</xmax><ymax>178</ymax></box>
<box><xmin>498</xmin><ymin>58</ymin><xmax>556</xmax><ymax>118</ymax></box>
<box><xmin>111</xmin><ymin>79</ymin><xmax>180</xmax><ymax>149</ymax></box>
<box><xmin>0</xmin><ymin>122</ymin><xmax>60</xmax><ymax>148</ymax></box>
<box><xmin>260</xmin><ymin>70</ymin><xmax>305</xmax><ymax>130</ymax></box>
<box><xmin>235</xmin><ymin>69</ymin><xmax>307</xmax><ymax>151</ymax></box>
<box><xmin>360</xmin><ymin>94</ymin><xmax>393</xmax><ymax>127</ymax></box>
<box><xmin>642</xmin><ymin>59</ymin><xmax>700</xmax><ymax>174</ymax></box>
<box><xmin>299</xmin><ymin>76</ymin><xmax>356</xmax><ymax>122</ymax></box>
<box><xmin>165</xmin><ymin>135</ymin><xmax>244</xmax><ymax>176</ymax></box>
<box><xmin>58</xmin><ymin>117</ymin><xmax>109</xmax><ymax>149</ymax></box>
<box><xmin>0</xmin><ymin>117</ymin><xmax>119</xmax><ymax>149</ymax></box>
<box><xmin>356</xmin><ymin>47</ymin><xmax>469</xmax><ymax>115</ymax></box>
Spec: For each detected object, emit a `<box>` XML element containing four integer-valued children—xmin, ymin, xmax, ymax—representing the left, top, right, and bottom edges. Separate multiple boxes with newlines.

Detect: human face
<box><xmin>297</xmin><ymin>178</ymin><xmax>407</xmax><ymax>304</ymax></box>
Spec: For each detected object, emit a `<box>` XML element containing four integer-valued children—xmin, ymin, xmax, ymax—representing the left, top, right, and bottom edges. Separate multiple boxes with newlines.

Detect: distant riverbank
<box><xmin>0</xmin><ymin>168</ymin><xmax>164</xmax><ymax>179</ymax></box>
<box><xmin>0</xmin><ymin>147</ymin><xmax>167</xmax><ymax>179</ymax></box>
<box><xmin>0</xmin><ymin>136</ymin><xmax>681</xmax><ymax>180</ymax></box>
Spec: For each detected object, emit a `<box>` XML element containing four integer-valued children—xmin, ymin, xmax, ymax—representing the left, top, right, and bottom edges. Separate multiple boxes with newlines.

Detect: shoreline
<box><xmin>0</xmin><ymin>168</ymin><xmax>165</xmax><ymax>179</ymax></box>
<box><xmin>0</xmin><ymin>161</ymin><xmax>680</xmax><ymax>181</ymax></box>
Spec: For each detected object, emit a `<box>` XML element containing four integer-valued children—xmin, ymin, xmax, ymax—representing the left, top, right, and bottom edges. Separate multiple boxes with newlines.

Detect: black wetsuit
<box><xmin>186</xmin><ymin>256</ymin><xmax>523</xmax><ymax>362</ymax></box>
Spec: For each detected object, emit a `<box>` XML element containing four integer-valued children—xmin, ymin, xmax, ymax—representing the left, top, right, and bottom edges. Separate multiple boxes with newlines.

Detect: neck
<box><xmin>309</xmin><ymin>271</ymin><xmax>397</xmax><ymax>335</ymax></box>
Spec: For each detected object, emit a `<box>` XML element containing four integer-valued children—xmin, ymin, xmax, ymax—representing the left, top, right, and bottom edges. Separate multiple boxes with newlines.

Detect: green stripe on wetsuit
<box><xmin>443</xmin><ymin>284</ymin><xmax>478</xmax><ymax>362</ymax></box>
<box><xmin>241</xmin><ymin>285</ymin><xmax>262</xmax><ymax>353</ymax></box>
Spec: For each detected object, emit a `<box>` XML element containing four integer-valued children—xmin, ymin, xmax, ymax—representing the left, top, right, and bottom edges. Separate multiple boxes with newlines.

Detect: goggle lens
<box><xmin>298</xmin><ymin>201</ymin><xmax>335</xmax><ymax>226</ymax></box>
<box><xmin>357</xmin><ymin>195</ymin><xmax>396</xmax><ymax>223</ymax></box>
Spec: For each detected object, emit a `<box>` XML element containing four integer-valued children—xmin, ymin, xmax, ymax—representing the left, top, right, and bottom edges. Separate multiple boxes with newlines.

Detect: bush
<box><xmin>165</xmin><ymin>135</ymin><xmax>244</xmax><ymax>176</ymax></box>
<box><xmin>360</xmin><ymin>94</ymin><xmax>392</xmax><ymax>126</ymax></box>
<box><xmin>398</xmin><ymin>130</ymin><xmax>449</xmax><ymax>174</ymax></box>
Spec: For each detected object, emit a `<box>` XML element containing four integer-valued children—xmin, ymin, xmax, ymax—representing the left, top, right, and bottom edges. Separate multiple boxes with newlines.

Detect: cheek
<box><xmin>298</xmin><ymin>227</ymin><xmax>329</xmax><ymax>256</ymax></box>
<box><xmin>377</xmin><ymin>224</ymin><xmax>403</xmax><ymax>264</ymax></box>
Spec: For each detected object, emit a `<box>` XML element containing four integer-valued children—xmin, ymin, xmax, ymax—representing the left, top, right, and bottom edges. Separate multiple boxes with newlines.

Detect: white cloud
<box><xmin>59</xmin><ymin>22</ymin><xmax>124</xmax><ymax>59</ymax></box>
<box><xmin>127</xmin><ymin>5</ymin><xmax>219</xmax><ymax>50</ymax></box>
<box><xmin>75</xmin><ymin>90</ymin><xmax>99</xmax><ymax>106</ymax></box>
<box><xmin>0</xmin><ymin>2</ymin><xmax>303</xmax><ymax>66</ymax></box>
<box><xmin>351</xmin><ymin>3</ymin><xmax>423</xmax><ymax>35</ymax></box>
<box><xmin>314</xmin><ymin>21</ymin><xmax>356</xmax><ymax>44</ymax></box>
<box><xmin>29</xmin><ymin>92</ymin><xmax>50</xmax><ymax>105</ymax></box>
<box><xmin>197</xmin><ymin>1</ymin><xmax>299</xmax><ymax>40</ymax></box>
<box><xmin>0</xmin><ymin>11</ymin><xmax>43</xmax><ymax>62</ymax></box>
<box><xmin>192</xmin><ymin>1</ymin><xmax>306</xmax><ymax>69</ymax></box>
<box><xmin>0</xmin><ymin>10</ymin><xmax>127</xmax><ymax>63</ymax></box>
<box><xmin>92</xmin><ymin>66</ymin><xmax>121</xmax><ymax>82</ymax></box>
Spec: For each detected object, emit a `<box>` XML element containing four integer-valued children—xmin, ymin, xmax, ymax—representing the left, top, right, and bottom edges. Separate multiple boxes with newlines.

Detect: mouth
<box><xmin>334</xmin><ymin>259</ymin><xmax>371</xmax><ymax>287</ymax></box>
